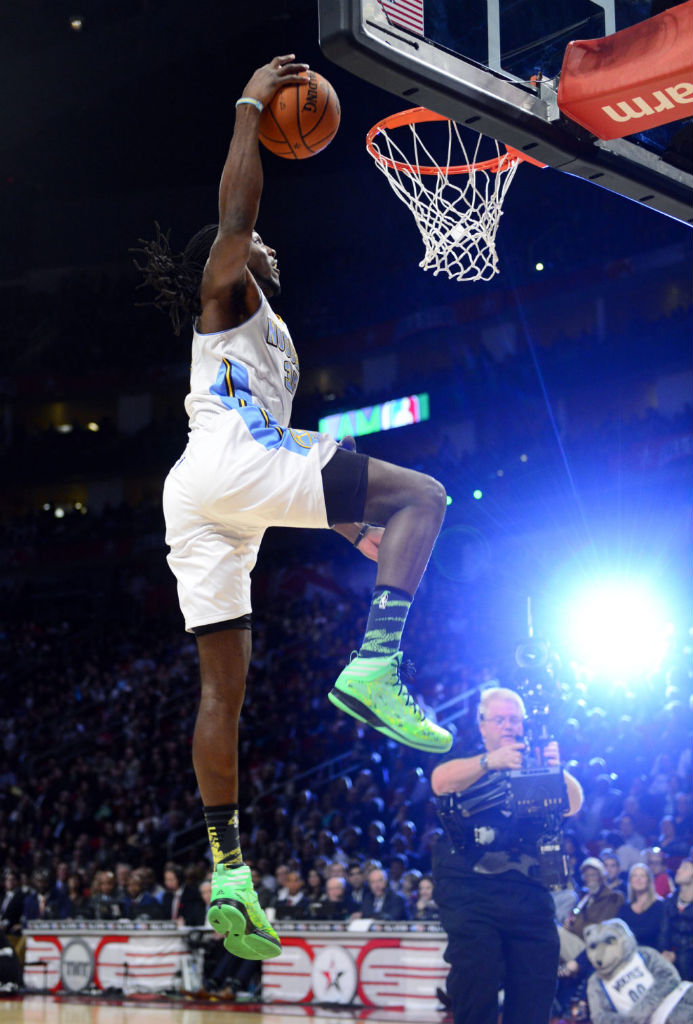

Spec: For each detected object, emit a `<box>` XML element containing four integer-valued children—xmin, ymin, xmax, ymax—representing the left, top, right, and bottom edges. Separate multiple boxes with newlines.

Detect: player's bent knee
<box><xmin>364</xmin><ymin>459</ymin><xmax>446</xmax><ymax>521</ymax></box>
<box><xmin>417</xmin><ymin>473</ymin><xmax>447</xmax><ymax>516</ymax></box>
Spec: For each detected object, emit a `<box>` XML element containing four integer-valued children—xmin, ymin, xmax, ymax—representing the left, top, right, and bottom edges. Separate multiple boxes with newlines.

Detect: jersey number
<box><xmin>284</xmin><ymin>360</ymin><xmax>298</xmax><ymax>395</ymax></box>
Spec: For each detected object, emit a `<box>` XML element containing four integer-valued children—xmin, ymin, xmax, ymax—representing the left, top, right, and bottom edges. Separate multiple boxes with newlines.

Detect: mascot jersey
<box><xmin>184</xmin><ymin>288</ymin><xmax>299</xmax><ymax>434</ymax></box>
<box><xmin>599</xmin><ymin>951</ymin><xmax>692</xmax><ymax>1022</ymax></box>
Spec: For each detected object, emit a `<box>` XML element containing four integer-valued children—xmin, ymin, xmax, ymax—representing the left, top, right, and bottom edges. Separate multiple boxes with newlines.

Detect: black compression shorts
<box><xmin>321</xmin><ymin>447</ymin><xmax>369</xmax><ymax>526</ymax></box>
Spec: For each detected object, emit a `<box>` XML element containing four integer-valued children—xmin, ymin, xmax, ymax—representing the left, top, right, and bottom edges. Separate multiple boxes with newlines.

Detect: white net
<box><xmin>368</xmin><ymin>117</ymin><xmax>521</xmax><ymax>282</ymax></box>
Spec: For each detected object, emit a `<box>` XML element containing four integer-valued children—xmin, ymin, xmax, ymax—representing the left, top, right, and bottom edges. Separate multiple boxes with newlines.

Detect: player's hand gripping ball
<box><xmin>259</xmin><ymin>70</ymin><xmax>340</xmax><ymax>159</ymax></box>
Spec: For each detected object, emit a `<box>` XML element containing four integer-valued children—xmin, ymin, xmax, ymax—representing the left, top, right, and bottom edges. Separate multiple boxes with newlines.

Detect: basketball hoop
<box><xmin>366</xmin><ymin>108</ymin><xmax>545</xmax><ymax>282</ymax></box>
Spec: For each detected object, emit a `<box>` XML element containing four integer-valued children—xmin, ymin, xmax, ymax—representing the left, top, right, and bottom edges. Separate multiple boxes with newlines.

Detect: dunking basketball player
<box><xmin>133</xmin><ymin>54</ymin><xmax>451</xmax><ymax>962</ymax></box>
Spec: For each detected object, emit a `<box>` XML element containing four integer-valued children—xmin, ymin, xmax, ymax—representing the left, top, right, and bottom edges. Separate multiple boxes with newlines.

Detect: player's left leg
<box><xmin>325</xmin><ymin>452</ymin><xmax>452</xmax><ymax>752</ymax></box>
<box><xmin>362</xmin><ymin>456</ymin><xmax>447</xmax><ymax>594</ymax></box>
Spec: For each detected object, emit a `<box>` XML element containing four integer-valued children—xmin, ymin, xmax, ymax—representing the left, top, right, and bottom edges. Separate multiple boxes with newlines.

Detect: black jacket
<box><xmin>0</xmin><ymin>891</ymin><xmax>24</xmax><ymax>932</ymax></box>
<box><xmin>361</xmin><ymin>888</ymin><xmax>409</xmax><ymax>921</ymax></box>
<box><xmin>273</xmin><ymin>893</ymin><xmax>311</xmax><ymax>921</ymax></box>
<box><xmin>161</xmin><ymin>885</ymin><xmax>206</xmax><ymax>926</ymax></box>
<box><xmin>658</xmin><ymin>895</ymin><xmax>693</xmax><ymax>981</ymax></box>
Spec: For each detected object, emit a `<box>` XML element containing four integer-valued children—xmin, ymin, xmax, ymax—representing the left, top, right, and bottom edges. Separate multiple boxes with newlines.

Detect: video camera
<box><xmin>510</xmin><ymin>631</ymin><xmax>570</xmax><ymax>887</ymax></box>
<box><xmin>513</xmin><ymin>635</ymin><xmax>563</xmax><ymax>769</ymax></box>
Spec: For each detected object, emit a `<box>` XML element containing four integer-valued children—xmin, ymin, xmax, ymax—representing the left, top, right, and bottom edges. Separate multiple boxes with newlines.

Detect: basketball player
<box><xmin>133</xmin><ymin>55</ymin><xmax>451</xmax><ymax>962</ymax></box>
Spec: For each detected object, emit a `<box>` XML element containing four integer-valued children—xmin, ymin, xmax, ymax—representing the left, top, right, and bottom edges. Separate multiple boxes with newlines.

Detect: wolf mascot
<box><xmin>585</xmin><ymin>919</ymin><xmax>692</xmax><ymax>1024</ymax></box>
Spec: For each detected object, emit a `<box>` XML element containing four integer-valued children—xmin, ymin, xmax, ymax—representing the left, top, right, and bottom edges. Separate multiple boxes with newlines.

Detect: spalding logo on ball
<box><xmin>259</xmin><ymin>70</ymin><xmax>340</xmax><ymax>159</ymax></box>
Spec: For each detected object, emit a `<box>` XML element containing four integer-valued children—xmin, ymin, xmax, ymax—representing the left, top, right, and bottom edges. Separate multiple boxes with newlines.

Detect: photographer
<box><xmin>431</xmin><ymin>686</ymin><xmax>583</xmax><ymax>1024</ymax></box>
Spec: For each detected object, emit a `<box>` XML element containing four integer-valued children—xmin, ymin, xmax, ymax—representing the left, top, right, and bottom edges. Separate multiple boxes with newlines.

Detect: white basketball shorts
<box><xmin>163</xmin><ymin>408</ymin><xmax>338</xmax><ymax>631</ymax></box>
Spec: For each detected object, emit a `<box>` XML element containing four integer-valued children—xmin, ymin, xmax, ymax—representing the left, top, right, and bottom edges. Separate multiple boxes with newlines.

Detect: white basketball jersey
<box><xmin>184</xmin><ymin>288</ymin><xmax>299</xmax><ymax>432</ymax></box>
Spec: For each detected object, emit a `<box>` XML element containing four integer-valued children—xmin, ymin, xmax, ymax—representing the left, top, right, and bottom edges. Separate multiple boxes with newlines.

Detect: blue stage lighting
<box><xmin>561</xmin><ymin>580</ymin><xmax>669</xmax><ymax>678</ymax></box>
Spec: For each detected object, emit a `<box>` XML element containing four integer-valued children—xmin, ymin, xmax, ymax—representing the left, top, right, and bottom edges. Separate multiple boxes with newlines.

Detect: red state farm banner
<box><xmin>557</xmin><ymin>0</ymin><xmax>693</xmax><ymax>140</ymax></box>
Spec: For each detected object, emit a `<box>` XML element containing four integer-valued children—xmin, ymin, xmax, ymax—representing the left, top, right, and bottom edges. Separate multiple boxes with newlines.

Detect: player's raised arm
<box><xmin>201</xmin><ymin>55</ymin><xmax>308</xmax><ymax>318</ymax></box>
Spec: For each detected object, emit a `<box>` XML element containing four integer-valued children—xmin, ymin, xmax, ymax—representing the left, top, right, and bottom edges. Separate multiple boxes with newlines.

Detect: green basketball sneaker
<box><xmin>208</xmin><ymin>863</ymin><xmax>281</xmax><ymax>960</ymax></box>
<box><xmin>328</xmin><ymin>651</ymin><xmax>452</xmax><ymax>752</ymax></box>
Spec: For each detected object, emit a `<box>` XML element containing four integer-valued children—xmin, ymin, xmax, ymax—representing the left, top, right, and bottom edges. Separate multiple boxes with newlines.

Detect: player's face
<box><xmin>479</xmin><ymin>698</ymin><xmax>524</xmax><ymax>750</ymax></box>
<box><xmin>249</xmin><ymin>231</ymin><xmax>281</xmax><ymax>297</ymax></box>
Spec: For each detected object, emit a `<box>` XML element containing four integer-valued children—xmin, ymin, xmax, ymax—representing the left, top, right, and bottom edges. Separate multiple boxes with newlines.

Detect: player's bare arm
<box><xmin>200</xmin><ymin>55</ymin><xmax>308</xmax><ymax>334</ymax></box>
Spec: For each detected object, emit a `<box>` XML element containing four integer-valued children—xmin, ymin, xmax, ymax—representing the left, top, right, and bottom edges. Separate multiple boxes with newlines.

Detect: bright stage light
<box><xmin>563</xmin><ymin>580</ymin><xmax>669</xmax><ymax>678</ymax></box>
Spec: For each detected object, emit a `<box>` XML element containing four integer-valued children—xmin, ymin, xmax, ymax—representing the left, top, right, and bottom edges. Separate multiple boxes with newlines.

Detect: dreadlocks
<box><xmin>131</xmin><ymin>223</ymin><xmax>218</xmax><ymax>336</ymax></box>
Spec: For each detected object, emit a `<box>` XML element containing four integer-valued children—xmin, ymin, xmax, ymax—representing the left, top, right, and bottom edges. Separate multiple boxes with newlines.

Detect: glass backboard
<box><xmin>318</xmin><ymin>0</ymin><xmax>692</xmax><ymax>223</ymax></box>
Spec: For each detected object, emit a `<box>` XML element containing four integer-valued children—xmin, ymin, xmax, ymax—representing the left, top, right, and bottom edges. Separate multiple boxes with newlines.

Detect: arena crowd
<box><xmin>0</xmin><ymin>525</ymin><xmax>691</xmax><ymax>1009</ymax></box>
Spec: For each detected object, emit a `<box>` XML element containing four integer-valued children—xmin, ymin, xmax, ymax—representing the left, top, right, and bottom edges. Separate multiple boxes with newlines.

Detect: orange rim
<box><xmin>366</xmin><ymin>107</ymin><xmax>547</xmax><ymax>175</ymax></box>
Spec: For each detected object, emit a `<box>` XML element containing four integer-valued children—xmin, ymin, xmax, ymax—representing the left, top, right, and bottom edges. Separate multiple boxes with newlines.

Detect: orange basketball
<box><xmin>259</xmin><ymin>70</ymin><xmax>340</xmax><ymax>160</ymax></box>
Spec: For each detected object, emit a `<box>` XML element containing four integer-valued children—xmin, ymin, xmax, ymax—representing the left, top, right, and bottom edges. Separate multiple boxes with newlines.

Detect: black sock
<box><xmin>359</xmin><ymin>585</ymin><xmax>412</xmax><ymax>658</ymax></box>
<box><xmin>204</xmin><ymin>804</ymin><xmax>243</xmax><ymax>869</ymax></box>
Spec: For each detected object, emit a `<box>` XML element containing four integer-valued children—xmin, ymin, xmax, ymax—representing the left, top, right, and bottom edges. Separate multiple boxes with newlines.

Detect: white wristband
<box><xmin>235</xmin><ymin>97</ymin><xmax>264</xmax><ymax>114</ymax></box>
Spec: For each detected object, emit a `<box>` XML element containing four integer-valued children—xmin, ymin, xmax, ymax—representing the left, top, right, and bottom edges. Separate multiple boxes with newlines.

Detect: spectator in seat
<box><xmin>643</xmin><ymin>846</ymin><xmax>675</xmax><ymax>898</ymax></box>
<box><xmin>562</xmin><ymin>831</ymin><xmax>589</xmax><ymax>889</ymax></box>
<box><xmin>658</xmin><ymin>815</ymin><xmax>690</xmax><ymax>858</ymax></box>
<box><xmin>559</xmin><ymin>857</ymin><xmax>624</xmax><ymax>967</ymax></box>
<box><xmin>248</xmin><ymin>866</ymin><xmax>273</xmax><ymax>910</ymax></box>
<box><xmin>273</xmin><ymin>871</ymin><xmax>310</xmax><ymax>921</ymax></box>
<box><xmin>360</xmin><ymin>867</ymin><xmax>408</xmax><ymax>921</ymax></box>
<box><xmin>273</xmin><ymin>864</ymin><xmax>290</xmax><ymax>904</ymax></box>
<box><xmin>346</xmin><ymin>863</ymin><xmax>367</xmax><ymax>911</ymax></box>
<box><xmin>90</xmin><ymin>870</ymin><xmax>127</xmax><ymax>920</ymax></box>
<box><xmin>126</xmin><ymin>868</ymin><xmax>164</xmax><ymax>920</ymax></box>
<box><xmin>161</xmin><ymin>862</ymin><xmax>206</xmax><ymax>926</ymax></box>
<box><xmin>618</xmin><ymin>862</ymin><xmax>664</xmax><ymax>948</ymax></box>
<box><xmin>615</xmin><ymin>813</ymin><xmax>646</xmax><ymax>873</ymax></box>
<box><xmin>672</xmin><ymin>792</ymin><xmax>693</xmax><ymax>846</ymax></box>
<box><xmin>311</xmin><ymin>876</ymin><xmax>354</xmax><ymax>921</ymax></box>
<box><xmin>139</xmin><ymin>866</ymin><xmax>164</xmax><ymax>902</ymax></box>
<box><xmin>113</xmin><ymin>863</ymin><xmax>132</xmax><ymax>905</ymax></box>
<box><xmin>305</xmin><ymin>868</ymin><xmax>324</xmax><ymax>908</ymax></box>
<box><xmin>600</xmin><ymin>848</ymin><xmax>627</xmax><ymax>896</ymax></box>
<box><xmin>401</xmin><ymin>869</ymin><xmax>423</xmax><ymax>916</ymax></box>
<box><xmin>64</xmin><ymin>873</ymin><xmax>91</xmax><ymax>919</ymax></box>
<box><xmin>387</xmin><ymin>854</ymin><xmax>408</xmax><ymax>894</ymax></box>
<box><xmin>54</xmin><ymin>862</ymin><xmax>70</xmax><ymax>901</ymax></box>
<box><xmin>575</xmin><ymin>773</ymin><xmax>622</xmax><ymax>843</ymax></box>
<box><xmin>414</xmin><ymin>876</ymin><xmax>439</xmax><ymax>921</ymax></box>
<box><xmin>22</xmin><ymin>869</ymin><xmax>68</xmax><ymax>922</ymax></box>
<box><xmin>0</xmin><ymin>872</ymin><xmax>24</xmax><ymax>937</ymax></box>
<box><xmin>658</xmin><ymin>858</ymin><xmax>693</xmax><ymax>981</ymax></box>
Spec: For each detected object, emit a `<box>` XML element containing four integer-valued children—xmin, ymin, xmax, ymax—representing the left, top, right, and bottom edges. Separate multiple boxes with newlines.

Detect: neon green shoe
<box><xmin>328</xmin><ymin>651</ymin><xmax>452</xmax><ymax>753</ymax></box>
<box><xmin>208</xmin><ymin>863</ymin><xmax>281</xmax><ymax>960</ymax></box>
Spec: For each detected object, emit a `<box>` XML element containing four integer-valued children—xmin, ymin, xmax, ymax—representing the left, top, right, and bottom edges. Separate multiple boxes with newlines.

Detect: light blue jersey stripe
<box><xmin>210</xmin><ymin>358</ymin><xmax>318</xmax><ymax>458</ymax></box>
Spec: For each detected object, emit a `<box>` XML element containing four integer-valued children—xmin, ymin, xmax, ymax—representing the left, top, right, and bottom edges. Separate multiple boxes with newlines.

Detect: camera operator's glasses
<box><xmin>485</xmin><ymin>715</ymin><xmax>524</xmax><ymax>728</ymax></box>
